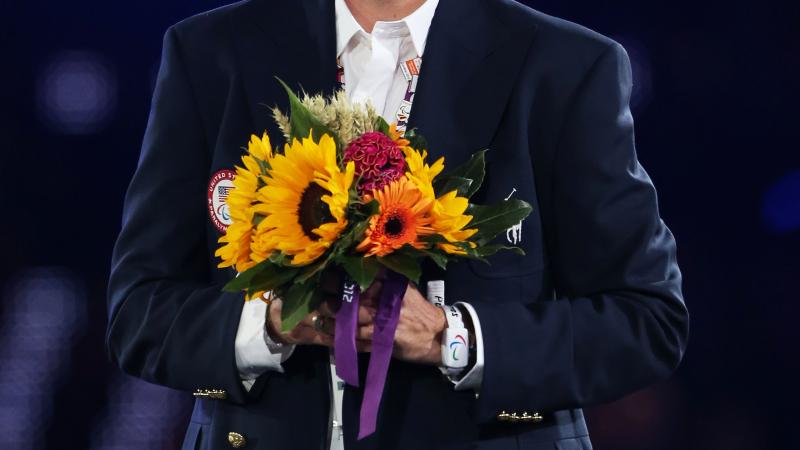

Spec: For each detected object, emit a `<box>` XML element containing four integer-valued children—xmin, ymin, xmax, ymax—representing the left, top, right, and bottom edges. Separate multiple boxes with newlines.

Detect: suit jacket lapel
<box><xmin>408</xmin><ymin>0</ymin><xmax>540</xmax><ymax>166</ymax></box>
<box><xmin>232</xmin><ymin>0</ymin><xmax>338</xmax><ymax>144</ymax></box>
<box><xmin>232</xmin><ymin>0</ymin><xmax>539</xmax><ymax>165</ymax></box>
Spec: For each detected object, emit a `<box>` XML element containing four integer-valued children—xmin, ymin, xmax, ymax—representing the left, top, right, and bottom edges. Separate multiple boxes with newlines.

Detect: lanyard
<box><xmin>326</xmin><ymin>55</ymin><xmax>422</xmax><ymax>450</ymax></box>
<box><xmin>336</xmin><ymin>56</ymin><xmax>422</xmax><ymax>134</ymax></box>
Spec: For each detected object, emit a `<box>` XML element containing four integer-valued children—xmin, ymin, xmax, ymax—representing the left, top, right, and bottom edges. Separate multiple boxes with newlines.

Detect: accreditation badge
<box><xmin>207</xmin><ymin>169</ymin><xmax>236</xmax><ymax>233</ymax></box>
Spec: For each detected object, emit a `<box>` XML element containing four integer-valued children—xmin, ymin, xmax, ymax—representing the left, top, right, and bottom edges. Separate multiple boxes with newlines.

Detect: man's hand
<box><xmin>357</xmin><ymin>283</ymin><xmax>447</xmax><ymax>365</ymax></box>
<box><xmin>265</xmin><ymin>297</ymin><xmax>334</xmax><ymax>347</ymax></box>
<box><xmin>265</xmin><ymin>271</ymin><xmax>447</xmax><ymax>367</ymax></box>
<box><xmin>265</xmin><ymin>270</ymin><xmax>382</xmax><ymax>346</ymax></box>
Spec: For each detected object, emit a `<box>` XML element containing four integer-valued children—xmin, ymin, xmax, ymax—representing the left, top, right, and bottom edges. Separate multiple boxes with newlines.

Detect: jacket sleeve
<box><xmin>106</xmin><ymin>26</ymin><xmax>252</xmax><ymax>404</ymax></box>
<box><xmin>469</xmin><ymin>42</ymin><xmax>690</xmax><ymax>422</ymax></box>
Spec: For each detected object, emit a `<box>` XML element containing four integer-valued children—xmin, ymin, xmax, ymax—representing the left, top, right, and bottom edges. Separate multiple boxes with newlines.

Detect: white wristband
<box><xmin>443</xmin><ymin>304</ymin><xmax>464</xmax><ymax>329</ymax></box>
<box><xmin>426</xmin><ymin>280</ymin><xmax>445</xmax><ymax>307</ymax></box>
<box><xmin>441</xmin><ymin>305</ymin><xmax>469</xmax><ymax>370</ymax></box>
<box><xmin>426</xmin><ymin>282</ymin><xmax>469</xmax><ymax>373</ymax></box>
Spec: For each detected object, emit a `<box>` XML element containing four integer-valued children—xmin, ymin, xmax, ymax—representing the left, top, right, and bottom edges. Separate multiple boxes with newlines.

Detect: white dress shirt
<box><xmin>336</xmin><ymin>0</ymin><xmax>429</xmax><ymax>119</ymax></box>
<box><xmin>234</xmin><ymin>298</ymin><xmax>294</xmax><ymax>391</ymax></box>
<box><xmin>234</xmin><ymin>0</ymin><xmax>484</xmax><ymax>446</ymax></box>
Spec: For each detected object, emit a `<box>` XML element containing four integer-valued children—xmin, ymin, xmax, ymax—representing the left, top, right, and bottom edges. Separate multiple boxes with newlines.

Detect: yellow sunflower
<box><xmin>356</xmin><ymin>177</ymin><xmax>435</xmax><ymax>257</ymax></box>
<box><xmin>215</xmin><ymin>132</ymin><xmax>273</xmax><ymax>272</ymax></box>
<box><xmin>402</xmin><ymin>145</ymin><xmax>444</xmax><ymax>201</ymax></box>
<box><xmin>253</xmin><ymin>132</ymin><xmax>355</xmax><ymax>266</ymax></box>
<box><xmin>429</xmin><ymin>190</ymin><xmax>478</xmax><ymax>254</ymax></box>
<box><xmin>402</xmin><ymin>146</ymin><xmax>477</xmax><ymax>255</ymax></box>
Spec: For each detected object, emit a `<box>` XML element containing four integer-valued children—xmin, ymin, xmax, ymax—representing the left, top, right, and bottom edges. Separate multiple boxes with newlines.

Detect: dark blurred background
<box><xmin>1</xmin><ymin>0</ymin><xmax>798</xmax><ymax>449</ymax></box>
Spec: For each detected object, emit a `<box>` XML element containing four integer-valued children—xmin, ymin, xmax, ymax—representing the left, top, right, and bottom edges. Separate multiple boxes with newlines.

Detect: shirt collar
<box><xmin>335</xmin><ymin>0</ymin><xmax>440</xmax><ymax>57</ymax></box>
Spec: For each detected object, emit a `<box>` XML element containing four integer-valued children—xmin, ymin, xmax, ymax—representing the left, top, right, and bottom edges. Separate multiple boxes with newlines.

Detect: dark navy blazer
<box><xmin>106</xmin><ymin>0</ymin><xmax>690</xmax><ymax>449</ymax></box>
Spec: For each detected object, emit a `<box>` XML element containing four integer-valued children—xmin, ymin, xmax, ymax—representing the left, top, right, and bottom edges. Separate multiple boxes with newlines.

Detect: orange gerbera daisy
<box><xmin>356</xmin><ymin>177</ymin><xmax>435</xmax><ymax>257</ymax></box>
<box><xmin>388</xmin><ymin>123</ymin><xmax>410</xmax><ymax>147</ymax></box>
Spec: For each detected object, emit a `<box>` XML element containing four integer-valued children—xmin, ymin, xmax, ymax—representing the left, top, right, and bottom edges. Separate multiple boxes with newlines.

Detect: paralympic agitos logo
<box><xmin>449</xmin><ymin>334</ymin><xmax>467</xmax><ymax>360</ymax></box>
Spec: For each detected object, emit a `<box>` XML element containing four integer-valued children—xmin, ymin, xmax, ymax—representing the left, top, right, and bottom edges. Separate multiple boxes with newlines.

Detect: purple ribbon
<box><xmin>334</xmin><ymin>277</ymin><xmax>361</xmax><ymax>387</ymax></box>
<box><xmin>334</xmin><ymin>270</ymin><xmax>408</xmax><ymax>440</ymax></box>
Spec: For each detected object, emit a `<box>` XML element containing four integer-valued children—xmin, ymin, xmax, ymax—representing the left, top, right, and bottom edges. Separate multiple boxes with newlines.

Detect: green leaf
<box><xmin>252</xmin><ymin>214</ymin><xmax>265</xmax><ymax>227</ymax></box>
<box><xmin>223</xmin><ymin>259</ymin><xmax>278</xmax><ymax>292</ymax></box>
<box><xmin>421</xmin><ymin>233</ymin><xmax>450</xmax><ymax>245</ymax></box>
<box><xmin>374</xmin><ymin>116</ymin><xmax>391</xmax><ymax>135</ymax></box>
<box><xmin>467</xmin><ymin>199</ymin><xmax>533</xmax><ymax>246</ymax></box>
<box><xmin>360</xmin><ymin>199</ymin><xmax>380</xmax><ymax>217</ymax></box>
<box><xmin>247</xmin><ymin>264</ymin><xmax>300</xmax><ymax>294</ymax></box>
<box><xmin>421</xmin><ymin>249</ymin><xmax>450</xmax><ymax>270</ymax></box>
<box><xmin>268</xmin><ymin>251</ymin><xmax>292</xmax><ymax>266</ymax></box>
<box><xmin>294</xmin><ymin>257</ymin><xmax>330</xmax><ymax>284</ymax></box>
<box><xmin>338</xmin><ymin>256</ymin><xmax>381</xmax><ymax>291</ymax></box>
<box><xmin>433</xmin><ymin>175</ymin><xmax>473</xmax><ymax>198</ymax></box>
<box><xmin>350</xmin><ymin>198</ymin><xmax>379</xmax><ymax>220</ymax></box>
<box><xmin>257</xmin><ymin>158</ymin><xmax>272</xmax><ymax>174</ymax></box>
<box><xmin>404</xmin><ymin>128</ymin><xmax>428</xmax><ymax>151</ymax></box>
<box><xmin>459</xmin><ymin>249</ymin><xmax>488</xmax><ymax>264</ymax></box>
<box><xmin>397</xmin><ymin>245</ymin><xmax>428</xmax><ymax>259</ymax></box>
<box><xmin>335</xmin><ymin>220</ymin><xmax>370</xmax><ymax>253</ymax></box>
<box><xmin>474</xmin><ymin>244</ymin><xmax>525</xmax><ymax>259</ymax></box>
<box><xmin>280</xmin><ymin>282</ymin><xmax>318</xmax><ymax>332</ymax></box>
<box><xmin>378</xmin><ymin>251</ymin><xmax>422</xmax><ymax>284</ymax></box>
<box><xmin>435</xmin><ymin>150</ymin><xmax>487</xmax><ymax>198</ymax></box>
<box><xmin>275</xmin><ymin>77</ymin><xmax>339</xmax><ymax>144</ymax></box>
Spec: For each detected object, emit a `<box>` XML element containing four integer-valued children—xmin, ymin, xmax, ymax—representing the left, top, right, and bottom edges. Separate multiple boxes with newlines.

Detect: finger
<box><xmin>288</xmin><ymin>310</ymin><xmax>326</xmax><ymax>338</ymax></box>
<box><xmin>365</xmin><ymin>279</ymin><xmax>383</xmax><ymax>295</ymax></box>
<box><xmin>266</xmin><ymin>297</ymin><xmax>283</xmax><ymax>328</ymax></box>
<box><xmin>297</xmin><ymin>311</ymin><xmax>319</xmax><ymax>327</ymax></box>
<box><xmin>357</xmin><ymin>305</ymin><xmax>376</xmax><ymax>325</ymax></box>
<box><xmin>361</xmin><ymin>280</ymin><xmax>383</xmax><ymax>306</ymax></box>
<box><xmin>266</xmin><ymin>299</ymin><xmax>303</xmax><ymax>344</ymax></box>
<box><xmin>282</xmin><ymin>322</ymin><xmax>310</xmax><ymax>345</ymax></box>
<box><xmin>310</xmin><ymin>329</ymin><xmax>334</xmax><ymax>347</ymax></box>
<box><xmin>356</xmin><ymin>324</ymin><xmax>373</xmax><ymax>341</ymax></box>
<box><xmin>318</xmin><ymin>297</ymin><xmax>340</xmax><ymax>318</ymax></box>
<box><xmin>295</xmin><ymin>326</ymin><xmax>334</xmax><ymax>347</ymax></box>
<box><xmin>310</xmin><ymin>314</ymin><xmax>336</xmax><ymax>336</ymax></box>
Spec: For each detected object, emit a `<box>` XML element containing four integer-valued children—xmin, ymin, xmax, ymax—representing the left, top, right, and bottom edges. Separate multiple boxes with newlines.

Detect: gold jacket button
<box><xmin>508</xmin><ymin>412</ymin><xmax>521</xmax><ymax>423</ymax></box>
<box><xmin>228</xmin><ymin>432</ymin><xmax>246</xmax><ymax>448</ymax></box>
<box><xmin>497</xmin><ymin>411</ymin><xmax>510</xmax><ymax>422</ymax></box>
<box><xmin>521</xmin><ymin>411</ymin><xmax>544</xmax><ymax>423</ymax></box>
<box><xmin>193</xmin><ymin>389</ymin><xmax>227</xmax><ymax>400</ymax></box>
<box><xmin>208</xmin><ymin>389</ymin><xmax>227</xmax><ymax>400</ymax></box>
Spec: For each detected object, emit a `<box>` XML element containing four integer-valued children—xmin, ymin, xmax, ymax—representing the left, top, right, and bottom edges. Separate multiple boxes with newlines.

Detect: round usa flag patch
<box><xmin>207</xmin><ymin>169</ymin><xmax>236</xmax><ymax>233</ymax></box>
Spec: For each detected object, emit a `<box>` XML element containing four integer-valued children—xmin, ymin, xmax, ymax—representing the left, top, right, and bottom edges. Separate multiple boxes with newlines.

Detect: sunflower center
<box><xmin>298</xmin><ymin>183</ymin><xmax>334</xmax><ymax>239</ymax></box>
<box><xmin>383</xmin><ymin>213</ymin><xmax>405</xmax><ymax>237</ymax></box>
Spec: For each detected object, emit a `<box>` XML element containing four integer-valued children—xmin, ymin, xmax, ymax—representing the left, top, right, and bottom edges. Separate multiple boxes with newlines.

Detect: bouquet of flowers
<box><xmin>216</xmin><ymin>80</ymin><xmax>532</xmax><ymax>438</ymax></box>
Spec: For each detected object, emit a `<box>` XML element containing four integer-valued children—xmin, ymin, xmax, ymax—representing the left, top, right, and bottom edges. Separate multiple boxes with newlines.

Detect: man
<box><xmin>107</xmin><ymin>0</ymin><xmax>690</xmax><ymax>449</ymax></box>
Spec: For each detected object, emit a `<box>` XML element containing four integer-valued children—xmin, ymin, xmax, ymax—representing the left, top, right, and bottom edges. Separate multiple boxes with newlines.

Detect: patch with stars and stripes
<box><xmin>207</xmin><ymin>169</ymin><xmax>236</xmax><ymax>233</ymax></box>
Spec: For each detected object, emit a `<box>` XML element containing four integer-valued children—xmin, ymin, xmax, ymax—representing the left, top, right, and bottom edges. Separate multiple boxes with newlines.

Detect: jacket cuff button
<box><xmin>228</xmin><ymin>432</ymin><xmax>246</xmax><ymax>448</ymax></box>
<box><xmin>193</xmin><ymin>389</ymin><xmax>227</xmax><ymax>400</ymax></box>
<box><xmin>521</xmin><ymin>411</ymin><xmax>544</xmax><ymax>423</ymax></box>
<box><xmin>192</xmin><ymin>389</ymin><xmax>208</xmax><ymax>398</ymax></box>
<box><xmin>209</xmin><ymin>389</ymin><xmax>227</xmax><ymax>400</ymax></box>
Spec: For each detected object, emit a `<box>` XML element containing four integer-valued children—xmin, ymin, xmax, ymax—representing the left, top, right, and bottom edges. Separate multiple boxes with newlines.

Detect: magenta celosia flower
<box><xmin>343</xmin><ymin>132</ymin><xmax>406</xmax><ymax>195</ymax></box>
